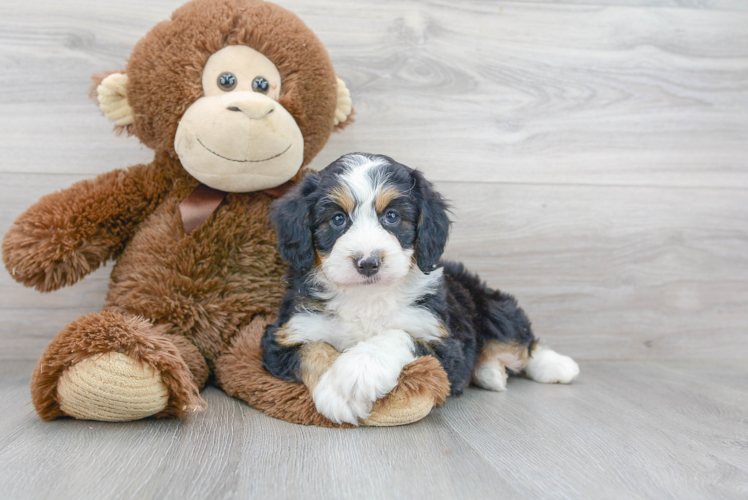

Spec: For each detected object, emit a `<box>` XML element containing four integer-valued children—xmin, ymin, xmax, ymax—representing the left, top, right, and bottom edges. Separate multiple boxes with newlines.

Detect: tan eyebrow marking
<box><xmin>375</xmin><ymin>185</ymin><xmax>403</xmax><ymax>213</ymax></box>
<box><xmin>328</xmin><ymin>185</ymin><xmax>355</xmax><ymax>213</ymax></box>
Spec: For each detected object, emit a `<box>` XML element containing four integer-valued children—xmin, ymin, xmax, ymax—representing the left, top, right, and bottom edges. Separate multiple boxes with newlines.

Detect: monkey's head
<box><xmin>94</xmin><ymin>0</ymin><xmax>352</xmax><ymax>192</ymax></box>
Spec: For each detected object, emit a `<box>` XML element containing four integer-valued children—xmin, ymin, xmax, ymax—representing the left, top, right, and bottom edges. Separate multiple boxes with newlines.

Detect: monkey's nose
<box><xmin>222</xmin><ymin>93</ymin><xmax>275</xmax><ymax>119</ymax></box>
<box><xmin>226</xmin><ymin>101</ymin><xmax>275</xmax><ymax>119</ymax></box>
<box><xmin>355</xmin><ymin>256</ymin><xmax>381</xmax><ymax>277</ymax></box>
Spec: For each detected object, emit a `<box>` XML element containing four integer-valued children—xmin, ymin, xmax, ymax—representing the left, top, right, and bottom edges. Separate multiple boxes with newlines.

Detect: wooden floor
<box><xmin>1</xmin><ymin>0</ymin><xmax>747</xmax><ymax>498</ymax></box>
<box><xmin>1</xmin><ymin>359</ymin><xmax>746</xmax><ymax>499</ymax></box>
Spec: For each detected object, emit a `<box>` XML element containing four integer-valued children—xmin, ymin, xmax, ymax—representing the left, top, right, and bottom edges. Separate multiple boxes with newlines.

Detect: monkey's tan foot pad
<box><xmin>361</xmin><ymin>391</ymin><xmax>436</xmax><ymax>427</ymax></box>
<box><xmin>31</xmin><ymin>312</ymin><xmax>206</xmax><ymax>421</ymax></box>
<box><xmin>361</xmin><ymin>355</ymin><xmax>452</xmax><ymax>427</ymax></box>
<box><xmin>56</xmin><ymin>352</ymin><xmax>169</xmax><ymax>422</ymax></box>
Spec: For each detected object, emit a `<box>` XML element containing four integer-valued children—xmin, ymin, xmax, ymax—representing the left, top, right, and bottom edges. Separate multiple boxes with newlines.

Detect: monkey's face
<box><xmin>174</xmin><ymin>45</ymin><xmax>304</xmax><ymax>192</ymax></box>
<box><xmin>94</xmin><ymin>0</ymin><xmax>353</xmax><ymax>193</ymax></box>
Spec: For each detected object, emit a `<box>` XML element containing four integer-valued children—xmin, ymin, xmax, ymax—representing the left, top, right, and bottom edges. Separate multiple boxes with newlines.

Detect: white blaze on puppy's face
<box><xmin>319</xmin><ymin>155</ymin><xmax>415</xmax><ymax>287</ymax></box>
<box><xmin>174</xmin><ymin>45</ymin><xmax>304</xmax><ymax>192</ymax></box>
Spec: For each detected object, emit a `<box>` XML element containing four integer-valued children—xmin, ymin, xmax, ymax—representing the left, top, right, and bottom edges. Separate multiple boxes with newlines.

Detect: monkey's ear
<box><xmin>333</xmin><ymin>77</ymin><xmax>353</xmax><ymax>128</ymax></box>
<box><xmin>95</xmin><ymin>73</ymin><xmax>134</xmax><ymax>127</ymax></box>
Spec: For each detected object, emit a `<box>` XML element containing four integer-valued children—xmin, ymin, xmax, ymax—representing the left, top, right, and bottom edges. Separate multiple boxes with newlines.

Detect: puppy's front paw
<box><xmin>313</xmin><ymin>370</ymin><xmax>370</xmax><ymax>426</ymax></box>
<box><xmin>313</xmin><ymin>349</ymin><xmax>406</xmax><ymax>425</ymax></box>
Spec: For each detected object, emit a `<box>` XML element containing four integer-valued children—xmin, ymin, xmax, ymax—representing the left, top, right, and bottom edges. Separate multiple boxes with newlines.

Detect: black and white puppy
<box><xmin>262</xmin><ymin>153</ymin><xmax>579</xmax><ymax>425</ymax></box>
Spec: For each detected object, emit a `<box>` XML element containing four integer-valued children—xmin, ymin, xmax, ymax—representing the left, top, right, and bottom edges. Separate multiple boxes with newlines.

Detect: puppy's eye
<box><xmin>384</xmin><ymin>210</ymin><xmax>400</xmax><ymax>224</ymax></box>
<box><xmin>331</xmin><ymin>213</ymin><xmax>347</xmax><ymax>227</ymax></box>
<box><xmin>252</xmin><ymin>76</ymin><xmax>270</xmax><ymax>93</ymax></box>
<box><xmin>217</xmin><ymin>72</ymin><xmax>237</xmax><ymax>91</ymax></box>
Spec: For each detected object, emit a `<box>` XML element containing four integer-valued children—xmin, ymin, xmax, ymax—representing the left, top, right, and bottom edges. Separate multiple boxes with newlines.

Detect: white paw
<box><xmin>525</xmin><ymin>348</ymin><xmax>580</xmax><ymax>384</ymax></box>
<box><xmin>472</xmin><ymin>359</ymin><xmax>508</xmax><ymax>391</ymax></box>
<box><xmin>313</xmin><ymin>370</ymin><xmax>370</xmax><ymax>426</ymax></box>
<box><xmin>313</xmin><ymin>344</ymin><xmax>409</xmax><ymax>425</ymax></box>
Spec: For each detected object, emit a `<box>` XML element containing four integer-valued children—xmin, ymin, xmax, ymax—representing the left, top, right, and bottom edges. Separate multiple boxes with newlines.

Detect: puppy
<box><xmin>262</xmin><ymin>153</ymin><xmax>579</xmax><ymax>425</ymax></box>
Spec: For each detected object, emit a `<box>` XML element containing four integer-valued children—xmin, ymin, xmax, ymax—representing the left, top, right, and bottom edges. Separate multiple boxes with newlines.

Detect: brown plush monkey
<box><xmin>2</xmin><ymin>0</ymin><xmax>449</xmax><ymax>427</ymax></box>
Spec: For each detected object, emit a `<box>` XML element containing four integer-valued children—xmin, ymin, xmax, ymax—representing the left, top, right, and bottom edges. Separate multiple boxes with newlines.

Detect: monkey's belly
<box><xmin>104</xmin><ymin>193</ymin><xmax>286</xmax><ymax>363</ymax></box>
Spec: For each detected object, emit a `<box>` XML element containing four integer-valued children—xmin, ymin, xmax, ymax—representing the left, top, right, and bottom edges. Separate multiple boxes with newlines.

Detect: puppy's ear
<box><xmin>271</xmin><ymin>173</ymin><xmax>320</xmax><ymax>273</ymax></box>
<box><xmin>413</xmin><ymin>169</ymin><xmax>451</xmax><ymax>273</ymax></box>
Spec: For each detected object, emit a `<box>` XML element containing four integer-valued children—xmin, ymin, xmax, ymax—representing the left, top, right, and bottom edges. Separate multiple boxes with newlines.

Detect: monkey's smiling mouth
<box><xmin>196</xmin><ymin>138</ymin><xmax>291</xmax><ymax>163</ymax></box>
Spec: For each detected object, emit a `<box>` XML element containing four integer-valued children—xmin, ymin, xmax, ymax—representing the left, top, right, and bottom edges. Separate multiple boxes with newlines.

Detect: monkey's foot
<box><xmin>361</xmin><ymin>356</ymin><xmax>450</xmax><ymax>426</ymax></box>
<box><xmin>56</xmin><ymin>352</ymin><xmax>169</xmax><ymax>422</ymax></box>
<box><xmin>32</xmin><ymin>312</ymin><xmax>206</xmax><ymax>422</ymax></box>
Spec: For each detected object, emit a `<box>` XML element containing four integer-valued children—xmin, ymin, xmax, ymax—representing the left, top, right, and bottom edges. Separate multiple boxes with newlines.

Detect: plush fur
<box><xmin>31</xmin><ymin>311</ymin><xmax>205</xmax><ymax>421</ymax></box>
<box><xmin>215</xmin><ymin>315</ymin><xmax>449</xmax><ymax>428</ymax></box>
<box><xmin>3</xmin><ymin>0</ymin><xmax>448</xmax><ymax>424</ymax></box>
<box><xmin>262</xmin><ymin>154</ymin><xmax>579</xmax><ymax>425</ymax></box>
<box><xmin>113</xmin><ymin>0</ymin><xmax>341</xmax><ymax>165</ymax></box>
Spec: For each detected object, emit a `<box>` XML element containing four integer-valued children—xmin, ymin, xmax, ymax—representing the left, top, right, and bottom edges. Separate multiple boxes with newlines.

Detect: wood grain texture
<box><xmin>494</xmin><ymin>0</ymin><xmax>748</xmax><ymax>11</ymax></box>
<box><xmin>439</xmin><ymin>181</ymin><xmax>748</xmax><ymax>360</ymax></box>
<box><xmin>0</xmin><ymin>3</ymin><xmax>747</xmax><ymax>497</ymax></box>
<box><xmin>3</xmin><ymin>174</ymin><xmax>747</xmax><ymax>361</ymax></box>
<box><xmin>2</xmin><ymin>0</ymin><xmax>747</xmax><ymax>187</ymax></box>
<box><xmin>1</xmin><ymin>0</ymin><xmax>746</xmax><ymax>362</ymax></box>
<box><xmin>0</xmin><ymin>359</ymin><xmax>746</xmax><ymax>499</ymax></box>
<box><xmin>1</xmin><ymin>0</ymin><xmax>746</xmax><ymax>360</ymax></box>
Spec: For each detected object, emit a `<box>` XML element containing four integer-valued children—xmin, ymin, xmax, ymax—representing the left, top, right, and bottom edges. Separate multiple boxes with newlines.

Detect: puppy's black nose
<box><xmin>355</xmin><ymin>256</ymin><xmax>381</xmax><ymax>277</ymax></box>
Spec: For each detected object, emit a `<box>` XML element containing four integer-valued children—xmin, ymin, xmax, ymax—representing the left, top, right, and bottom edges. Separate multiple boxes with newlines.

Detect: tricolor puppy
<box><xmin>262</xmin><ymin>153</ymin><xmax>579</xmax><ymax>425</ymax></box>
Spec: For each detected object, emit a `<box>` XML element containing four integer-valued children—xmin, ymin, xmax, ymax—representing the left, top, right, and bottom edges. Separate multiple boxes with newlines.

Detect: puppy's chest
<box><xmin>315</xmin><ymin>295</ymin><xmax>442</xmax><ymax>351</ymax></box>
<box><xmin>335</xmin><ymin>298</ymin><xmax>405</xmax><ymax>330</ymax></box>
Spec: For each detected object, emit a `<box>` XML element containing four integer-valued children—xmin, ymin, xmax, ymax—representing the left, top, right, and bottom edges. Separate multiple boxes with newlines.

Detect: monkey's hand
<box><xmin>2</xmin><ymin>163</ymin><xmax>170</xmax><ymax>292</ymax></box>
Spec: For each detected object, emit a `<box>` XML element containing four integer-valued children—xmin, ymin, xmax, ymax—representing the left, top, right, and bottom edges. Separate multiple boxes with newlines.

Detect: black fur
<box><xmin>271</xmin><ymin>153</ymin><xmax>452</xmax><ymax>275</ymax></box>
<box><xmin>263</xmin><ymin>154</ymin><xmax>537</xmax><ymax>397</ymax></box>
<box><xmin>415</xmin><ymin>261</ymin><xmax>536</xmax><ymax>395</ymax></box>
<box><xmin>270</xmin><ymin>173</ymin><xmax>321</xmax><ymax>273</ymax></box>
<box><xmin>411</xmin><ymin>168</ymin><xmax>451</xmax><ymax>273</ymax></box>
<box><xmin>260</xmin><ymin>268</ymin><xmax>315</xmax><ymax>382</ymax></box>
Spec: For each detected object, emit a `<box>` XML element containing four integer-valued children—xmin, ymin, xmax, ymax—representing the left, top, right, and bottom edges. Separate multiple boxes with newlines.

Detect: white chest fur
<box><xmin>284</xmin><ymin>267</ymin><xmax>445</xmax><ymax>351</ymax></box>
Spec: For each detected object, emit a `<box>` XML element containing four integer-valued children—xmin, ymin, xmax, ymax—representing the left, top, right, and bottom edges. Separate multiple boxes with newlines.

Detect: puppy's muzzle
<box><xmin>353</xmin><ymin>254</ymin><xmax>381</xmax><ymax>277</ymax></box>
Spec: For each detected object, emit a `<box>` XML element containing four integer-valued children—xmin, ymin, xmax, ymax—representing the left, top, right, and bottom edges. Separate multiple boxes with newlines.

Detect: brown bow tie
<box><xmin>179</xmin><ymin>181</ymin><xmax>295</xmax><ymax>235</ymax></box>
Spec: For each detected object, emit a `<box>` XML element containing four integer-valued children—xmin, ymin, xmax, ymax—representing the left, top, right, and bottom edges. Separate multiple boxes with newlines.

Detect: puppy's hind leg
<box><xmin>472</xmin><ymin>357</ymin><xmax>508</xmax><ymax>392</ymax></box>
<box><xmin>471</xmin><ymin>341</ymin><xmax>530</xmax><ymax>392</ymax></box>
<box><xmin>524</xmin><ymin>346</ymin><xmax>580</xmax><ymax>384</ymax></box>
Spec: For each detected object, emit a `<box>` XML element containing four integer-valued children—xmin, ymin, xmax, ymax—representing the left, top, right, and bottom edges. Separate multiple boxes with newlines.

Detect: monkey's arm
<box><xmin>2</xmin><ymin>162</ymin><xmax>172</xmax><ymax>292</ymax></box>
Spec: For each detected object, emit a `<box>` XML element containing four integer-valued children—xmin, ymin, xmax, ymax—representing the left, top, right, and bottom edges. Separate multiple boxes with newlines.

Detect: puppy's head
<box><xmin>271</xmin><ymin>153</ymin><xmax>451</xmax><ymax>286</ymax></box>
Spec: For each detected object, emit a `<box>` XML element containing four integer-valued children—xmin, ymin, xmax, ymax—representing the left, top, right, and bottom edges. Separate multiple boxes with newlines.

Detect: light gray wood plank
<box><xmin>313</xmin><ymin>0</ymin><xmax>748</xmax><ymax>188</ymax></box>
<box><xmin>440</xmin><ymin>359</ymin><xmax>748</xmax><ymax>500</ymax></box>
<box><xmin>0</xmin><ymin>360</ymin><xmax>516</xmax><ymax>500</ymax></box>
<box><xmin>438</xmin><ymin>181</ymin><xmax>748</xmax><ymax>360</ymax></box>
<box><xmin>505</xmin><ymin>0</ymin><xmax>748</xmax><ymax>10</ymax></box>
<box><xmin>1</xmin><ymin>359</ymin><xmax>746</xmax><ymax>499</ymax></box>
<box><xmin>3</xmin><ymin>173</ymin><xmax>746</xmax><ymax>361</ymax></box>
<box><xmin>0</xmin><ymin>1</ymin><xmax>747</xmax><ymax>189</ymax></box>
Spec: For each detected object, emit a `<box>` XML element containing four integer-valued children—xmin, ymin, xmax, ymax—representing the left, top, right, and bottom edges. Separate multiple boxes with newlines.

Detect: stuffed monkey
<box><xmin>2</xmin><ymin>0</ymin><xmax>449</xmax><ymax>427</ymax></box>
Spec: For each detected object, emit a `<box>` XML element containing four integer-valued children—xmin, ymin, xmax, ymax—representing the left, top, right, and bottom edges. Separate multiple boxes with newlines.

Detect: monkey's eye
<box><xmin>252</xmin><ymin>76</ymin><xmax>270</xmax><ymax>93</ymax></box>
<box><xmin>217</xmin><ymin>72</ymin><xmax>237</xmax><ymax>91</ymax></box>
<box><xmin>384</xmin><ymin>210</ymin><xmax>400</xmax><ymax>224</ymax></box>
<box><xmin>331</xmin><ymin>213</ymin><xmax>347</xmax><ymax>228</ymax></box>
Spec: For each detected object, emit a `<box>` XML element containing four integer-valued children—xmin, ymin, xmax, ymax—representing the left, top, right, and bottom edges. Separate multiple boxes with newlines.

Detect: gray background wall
<box><xmin>2</xmin><ymin>0</ymin><xmax>747</xmax><ymax>361</ymax></box>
